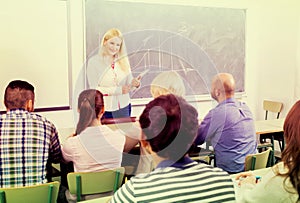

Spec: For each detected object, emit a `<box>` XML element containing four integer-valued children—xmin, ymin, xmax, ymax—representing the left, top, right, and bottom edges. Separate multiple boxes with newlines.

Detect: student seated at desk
<box><xmin>194</xmin><ymin>73</ymin><xmax>257</xmax><ymax>174</ymax></box>
<box><xmin>62</xmin><ymin>89</ymin><xmax>126</xmax><ymax>202</ymax></box>
<box><xmin>135</xmin><ymin>71</ymin><xmax>186</xmax><ymax>175</ymax></box>
<box><xmin>62</xmin><ymin>89</ymin><xmax>125</xmax><ymax>172</ymax></box>
<box><xmin>110</xmin><ymin>94</ymin><xmax>235</xmax><ymax>202</ymax></box>
<box><xmin>0</xmin><ymin>80</ymin><xmax>66</xmax><ymax>203</ymax></box>
<box><xmin>235</xmin><ymin>100</ymin><xmax>300</xmax><ymax>202</ymax></box>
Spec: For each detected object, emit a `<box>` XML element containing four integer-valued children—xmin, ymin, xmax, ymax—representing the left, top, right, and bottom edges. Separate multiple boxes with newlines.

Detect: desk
<box><xmin>230</xmin><ymin>166</ymin><xmax>270</xmax><ymax>180</ymax></box>
<box><xmin>57</xmin><ymin>122</ymin><xmax>141</xmax><ymax>149</ymax></box>
<box><xmin>255</xmin><ymin>118</ymin><xmax>285</xmax><ymax>165</ymax></box>
<box><xmin>255</xmin><ymin>118</ymin><xmax>284</xmax><ymax>135</ymax></box>
<box><xmin>57</xmin><ymin>127</ymin><xmax>75</xmax><ymax>144</ymax></box>
<box><xmin>80</xmin><ymin>196</ymin><xmax>111</xmax><ymax>203</ymax></box>
<box><xmin>254</xmin><ymin>118</ymin><xmax>285</xmax><ymax>149</ymax></box>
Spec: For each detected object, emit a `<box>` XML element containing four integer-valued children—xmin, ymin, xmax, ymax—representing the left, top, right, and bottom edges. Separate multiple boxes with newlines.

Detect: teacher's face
<box><xmin>104</xmin><ymin>36</ymin><xmax>122</xmax><ymax>56</ymax></box>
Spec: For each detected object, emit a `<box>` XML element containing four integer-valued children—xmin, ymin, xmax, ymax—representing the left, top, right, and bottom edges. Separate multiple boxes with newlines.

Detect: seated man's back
<box><xmin>195</xmin><ymin>73</ymin><xmax>257</xmax><ymax>173</ymax></box>
<box><xmin>199</xmin><ymin>98</ymin><xmax>257</xmax><ymax>173</ymax></box>
<box><xmin>0</xmin><ymin>80</ymin><xmax>62</xmax><ymax>187</ymax></box>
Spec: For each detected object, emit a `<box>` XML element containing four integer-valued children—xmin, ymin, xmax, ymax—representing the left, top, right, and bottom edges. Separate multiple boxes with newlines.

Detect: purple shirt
<box><xmin>195</xmin><ymin>98</ymin><xmax>257</xmax><ymax>173</ymax></box>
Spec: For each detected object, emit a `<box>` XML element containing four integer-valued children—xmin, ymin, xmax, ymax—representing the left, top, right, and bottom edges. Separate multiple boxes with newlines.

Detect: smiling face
<box><xmin>103</xmin><ymin>36</ymin><xmax>122</xmax><ymax>56</ymax></box>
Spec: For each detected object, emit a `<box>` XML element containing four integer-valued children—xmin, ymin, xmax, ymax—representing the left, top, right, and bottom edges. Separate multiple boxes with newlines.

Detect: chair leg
<box><xmin>251</xmin><ymin>156</ymin><xmax>256</xmax><ymax>170</ymax></box>
<box><xmin>76</xmin><ymin>175</ymin><xmax>82</xmax><ymax>201</ymax></box>
<box><xmin>0</xmin><ymin>191</ymin><xmax>6</xmax><ymax>203</ymax></box>
<box><xmin>270</xmin><ymin>135</ymin><xmax>275</xmax><ymax>166</ymax></box>
<box><xmin>267</xmin><ymin>149</ymin><xmax>274</xmax><ymax>167</ymax></box>
<box><xmin>113</xmin><ymin>170</ymin><xmax>120</xmax><ymax>193</ymax></box>
<box><xmin>47</xmin><ymin>185</ymin><xmax>53</xmax><ymax>203</ymax></box>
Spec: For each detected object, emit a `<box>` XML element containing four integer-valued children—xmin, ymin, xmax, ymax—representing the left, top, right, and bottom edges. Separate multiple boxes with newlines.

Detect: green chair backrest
<box><xmin>0</xmin><ymin>181</ymin><xmax>60</xmax><ymax>203</ymax></box>
<box><xmin>245</xmin><ymin>147</ymin><xmax>272</xmax><ymax>171</ymax></box>
<box><xmin>67</xmin><ymin>167</ymin><xmax>125</xmax><ymax>201</ymax></box>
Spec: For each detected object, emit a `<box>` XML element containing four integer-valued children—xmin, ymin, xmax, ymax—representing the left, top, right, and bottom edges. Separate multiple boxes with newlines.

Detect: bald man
<box><xmin>195</xmin><ymin>73</ymin><xmax>257</xmax><ymax>173</ymax></box>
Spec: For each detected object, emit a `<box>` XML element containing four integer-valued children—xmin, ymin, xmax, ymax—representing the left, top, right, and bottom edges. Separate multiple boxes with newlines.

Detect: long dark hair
<box><xmin>281</xmin><ymin>100</ymin><xmax>300</xmax><ymax>199</ymax></box>
<box><xmin>75</xmin><ymin>89</ymin><xmax>104</xmax><ymax>135</ymax></box>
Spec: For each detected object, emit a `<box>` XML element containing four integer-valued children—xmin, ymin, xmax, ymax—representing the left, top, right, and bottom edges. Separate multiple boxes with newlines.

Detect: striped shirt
<box><xmin>0</xmin><ymin>109</ymin><xmax>62</xmax><ymax>187</ymax></box>
<box><xmin>111</xmin><ymin>158</ymin><xmax>235</xmax><ymax>203</ymax></box>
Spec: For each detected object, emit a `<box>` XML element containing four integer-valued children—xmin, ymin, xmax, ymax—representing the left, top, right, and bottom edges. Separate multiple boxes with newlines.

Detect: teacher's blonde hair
<box><xmin>99</xmin><ymin>28</ymin><xmax>131</xmax><ymax>73</ymax></box>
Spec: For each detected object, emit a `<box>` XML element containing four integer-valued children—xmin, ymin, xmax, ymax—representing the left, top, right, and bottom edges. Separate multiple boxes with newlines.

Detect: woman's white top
<box><xmin>238</xmin><ymin>162</ymin><xmax>299</xmax><ymax>202</ymax></box>
<box><xmin>62</xmin><ymin>125</ymin><xmax>125</xmax><ymax>172</ymax></box>
<box><xmin>86</xmin><ymin>54</ymin><xmax>133</xmax><ymax>111</ymax></box>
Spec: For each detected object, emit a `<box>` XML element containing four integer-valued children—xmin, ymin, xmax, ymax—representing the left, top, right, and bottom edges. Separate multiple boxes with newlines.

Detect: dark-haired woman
<box><xmin>62</xmin><ymin>89</ymin><xmax>125</xmax><ymax>172</ymax></box>
<box><xmin>236</xmin><ymin>100</ymin><xmax>300</xmax><ymax>202</ymax></box>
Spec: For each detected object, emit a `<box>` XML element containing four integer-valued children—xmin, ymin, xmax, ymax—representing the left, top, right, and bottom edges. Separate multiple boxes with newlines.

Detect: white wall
<box><xmin>0</xmin><ymin>1</ymin><xmax>70</xmax><ymax>111</ymax></box>
<box><xmin>23</xmin><ymin>0</ymin><xmax>300</xmax><ymax>127</ymax></box>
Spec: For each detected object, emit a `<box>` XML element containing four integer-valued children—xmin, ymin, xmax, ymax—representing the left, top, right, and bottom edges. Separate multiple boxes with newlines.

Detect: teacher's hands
<box><xmin>131</xmin><ymin>76</ymin><xmax>141</xmax><ymax>88</ymax></box>
<box><xmin>122</xmin><ymin>76</ymin><xmax>141</xmax><ymax>94</ymax></box>
<box><xmin>122</xmin><ymin>85</ymin><xmax>131</xmax><ymax>94</ymax></box>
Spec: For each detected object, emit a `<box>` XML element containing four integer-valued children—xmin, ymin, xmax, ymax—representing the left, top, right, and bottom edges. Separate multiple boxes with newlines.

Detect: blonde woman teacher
<box><xmin>87</xmin><ymin>28</ymin><xmax>140</xmax><ymax>119</ymax></box>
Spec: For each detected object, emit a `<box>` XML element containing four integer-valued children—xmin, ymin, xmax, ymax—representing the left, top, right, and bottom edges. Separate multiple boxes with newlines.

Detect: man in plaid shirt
<box><xmin>0</xmin><ymin>80</ymin><xmax>62</xmax><ymax>187</ymax></box>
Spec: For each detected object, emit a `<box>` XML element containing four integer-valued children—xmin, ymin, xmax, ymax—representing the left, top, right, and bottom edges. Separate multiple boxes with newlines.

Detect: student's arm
<box><xmin>49</xmin><ymin>126</ymin><xmax>63</xmax><ymax>163</ymax></box>
<box><xmin>61</xmin><ymin>137</ymin><xmax>75</xmax><ymax>163</ymax></box>
<box><xmin>194</xmin><ymin>111</ymin><xmax>213</xmax><ymax>145</ymax></box>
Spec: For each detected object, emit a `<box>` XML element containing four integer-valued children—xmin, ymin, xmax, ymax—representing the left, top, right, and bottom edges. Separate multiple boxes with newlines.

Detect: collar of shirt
<box><xmin>217</xmin><ymin>97</ymin><xmax>236</xmax><ymax>107</ymax></box>
<box><xmin>7</xmin><ymin>108</ymin><xmax>27</xmax><ymax>115</ymax></box>
<box><xmin>156</xmin><ymin>156</ymin><xmax>195</xmax><ymax>169</ymax></box>
<box><xmin>7</xmin><ymin>108</ymin><xmax>26</xmax><ymax>112</ymax></box>
<box><xmin>3</xmin><ymin>108</ymin><xmax>28</xmax><ymax>119</ymax></box>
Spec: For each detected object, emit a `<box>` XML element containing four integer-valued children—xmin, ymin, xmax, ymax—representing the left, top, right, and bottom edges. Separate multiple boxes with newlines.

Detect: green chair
<box><xmin>0</xmin><ymin>181</ymin><xmax>60</xmax><ymax>203</ymax></box>
<box><xmin>67</xmin><ymin>167</ymin><xmax>125</xmax><ymax>202</ymax></box>
<box><xmin>245</xmin><ymin>147</ymin><xmax>272</xmax><ymax>171</ymax></box>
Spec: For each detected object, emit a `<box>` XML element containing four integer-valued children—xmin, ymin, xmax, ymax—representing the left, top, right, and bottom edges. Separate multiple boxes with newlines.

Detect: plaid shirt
<box><xmin>0</xmin><ymin>109</ymin><xmax>62</xmax><ymax>187</ymax></box>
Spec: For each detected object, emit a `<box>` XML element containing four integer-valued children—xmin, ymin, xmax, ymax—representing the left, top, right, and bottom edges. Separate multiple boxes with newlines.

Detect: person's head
<box><xmin>281</xmin><ymin>100</ymin><xmax>300</xmax><ymax>198</ymax></box>
<box><xmin>75</xmin><ymin>89</ymin><xmax>104</xmax><ymax>135</ymax></box>
<box><xmin>139</xmin><ymin>94</ymin><xmax>198</xmax><ymax>161</ymax></box>
<box><xmin>99</xmin><ymin>28</ymin><xmax>130</xmax><ymax>72</ymax></box>
<box><xmin>4</xmin><ymin>80</ymin><xmax>35</xmax><ymax>112</ymax></box>
<box><xmin>100</xmin><ymin>28</ymin><xmax>124</xmax><ymax>57</ymax></box>
<box><xmin>210</xmin><ymin>73</ymin><xmax>235</xmax><ymax>103</ymax></box>
<box><xmin>150</xmin><ymin>71</ymin><xmax>186</xmax><ymax>98</ymax></box>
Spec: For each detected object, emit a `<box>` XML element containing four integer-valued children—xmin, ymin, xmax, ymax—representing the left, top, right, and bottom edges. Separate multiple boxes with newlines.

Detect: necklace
<box><xmin>103</xmin><ymin>55</ymin><xmax>118</xmax><ymax>85</ymax></box>
<box><xmin>111</xmin><ymin>61</ymin><xmax>118</xmax><ymax>85</ymax></box>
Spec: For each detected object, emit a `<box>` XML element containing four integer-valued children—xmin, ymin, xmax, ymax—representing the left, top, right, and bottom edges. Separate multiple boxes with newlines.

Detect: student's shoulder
<box><xmin>193</xmin><ymin>163</ymin><xmax>232</xmax><ymax>177</ymax></box>
<box><xmin>31</xmin><ymin>113</ymin><xmax>57</xmax><ymax>128</ymax></box>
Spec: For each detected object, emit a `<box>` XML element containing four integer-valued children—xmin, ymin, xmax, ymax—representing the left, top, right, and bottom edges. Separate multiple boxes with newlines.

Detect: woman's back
<box><xmin>62</xmin><ymin>125</ymin><xmax>125</xmax><ymax>172</ymax></box>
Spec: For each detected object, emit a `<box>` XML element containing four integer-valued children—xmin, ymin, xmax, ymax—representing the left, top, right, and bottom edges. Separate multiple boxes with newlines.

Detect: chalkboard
<box><xmin>84</xmin><ymin>1</ymin><xmax>245</xmax><ymax>99</ymax></box>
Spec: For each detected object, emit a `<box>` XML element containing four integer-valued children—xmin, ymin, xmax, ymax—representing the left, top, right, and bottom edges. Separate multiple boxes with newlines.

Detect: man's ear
<box><xmin>26</xmin><ymin>99</ymin><xmax>34</xmax><ymax>112</ymax></box>
<box><xmin>215</xmin><ymin>89</ymin><xmax>221</xmax><ymax>97</ymax></box>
